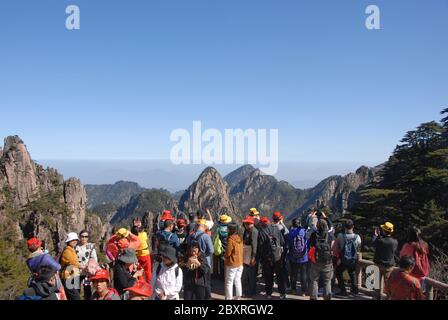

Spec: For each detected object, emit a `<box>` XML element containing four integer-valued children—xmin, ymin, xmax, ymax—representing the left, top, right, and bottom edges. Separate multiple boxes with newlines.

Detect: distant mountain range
<box><xmin>86</xmin><ymin>163</ymin><xmax>380</xmax><ymax>226</ymax></box>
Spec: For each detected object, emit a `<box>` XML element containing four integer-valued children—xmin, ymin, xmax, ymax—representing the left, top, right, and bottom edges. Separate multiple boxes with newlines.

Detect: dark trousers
<box><xmin>335</xmin><ymin>263</ymin><xmax>358</xmax><ymax>294</ymax></box>
<box><xmin>80</xmin><ymin>276</ymin><xmax>92</xmax><ymax>300</ymax></box>
<box><xmin>184</xmin><ymin>286</ymin><xmax>208</xmax><ymax>300</ymax></box>
<box><xmin>63</xmin><ymin>281</ymin><xmax>81</xmax><ymax>300</ymax></box>
<box><xmin>289</xmin><ymin>261</ymin><xmax>309</xmax><ymax>294</ymax></box>
<box><xmin>242</xmin><ymin>264</ymin><xmax>258</xmax><ymax>296</ymax></box>
<box><xmin>262</xmin><ymin>260</ymin><xmax>286</xmax><ymax>296</ymax></box>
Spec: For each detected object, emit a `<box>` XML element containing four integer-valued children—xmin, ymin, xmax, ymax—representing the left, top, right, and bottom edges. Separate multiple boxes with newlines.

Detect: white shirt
<box><xmin>206</xmin><ymin>220</ymin><xmax>214</xmax><ymax>231</ymax></box>
<box><xmin>154</xmin><ymin>263</ymin><xmax>183</xmax><ymax>300</ymax></box>
<box><xmin>76</xmin><ymin>243</ymin><xmax>98</xmax><ymax>267</ymax></box>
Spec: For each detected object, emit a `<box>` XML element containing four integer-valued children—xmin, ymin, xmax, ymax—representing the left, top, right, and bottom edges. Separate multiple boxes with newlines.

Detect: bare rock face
<box><xmin>229</xmin><ymin>168</ymin><xmax>305</xmax><ymax>218</ymax></box>
<box><xmin>1</xmin><ymin>136</ymin><xmax>39</xmax><ymax>207</ymax></box>
<box><xmin>286</xmin><ymin>166</ymin><xmax>378</xmax><ymax>221</ymax></box>
<box><xmin>179</xmin><ymin>167</ymin><xmax>240</xmax><ymax>224</ymax></box>
<box><xmin>64</xmin><ymin>178</ymin><xmax>87</xmax><ymax>231</ymax></box>
<box><xmin>0</xmin><ymin>135</ymin><xmax>105</xmax><ymax>254</ymax></box>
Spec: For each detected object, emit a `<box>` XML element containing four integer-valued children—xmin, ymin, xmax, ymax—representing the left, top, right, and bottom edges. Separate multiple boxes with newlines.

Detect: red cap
<box><xmin>125</xmin><ymin>280</ymin><xmax>153</xmax><ymax>297</ymax></box>
<box><xmin>90</xmin><ymin>269</ymin><xmax>110</xmax><ymax>282</ymax></box>
<box><xmin>260</xmin><ymin>217</ymin><xmax>271</xmax><ymax>226</ymax></box>
<box><xmin>177</xmin><ymin>218</ymin><xmax>187</xmax><ymax>228</ymax></box>
<box><xmin>242</xmin><ymin>216</ymin><xmax>255</xmax><ymax>225</ymax></box>
<box><xmin>161</xmin><ymin>210</ymin><xmax>175</xmax><ymax>221</ymax></box>
<box><xmin>27</xmin><ymin>238</ymin><xmax>42</xmax><ymax>251</ymax></box>
<box><xmin>273</xmin><ymin>211</ymin><xmax>283</xmax><ymax>220</ymax></box>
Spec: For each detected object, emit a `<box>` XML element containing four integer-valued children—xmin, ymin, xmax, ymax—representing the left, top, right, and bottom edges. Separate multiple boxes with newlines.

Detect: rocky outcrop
<box><xmin>0</xmin><ymin>136</ymin><xmax>111</xmax><ymax>254</ymax></box>
<box><xmin>286</xmin><ymin>166</ymin><xmax>378</xmax><ymax>221</ymax></box>
<box><xmin>111</xmin><ymin>189</ymin><xmax>178</xmax><ymax>226</ymax></box>
<box><xmin>1</xmin><ymin>136</ymin><xmax>39</xmax><ymax>207</ymax></box>
<box><xmin>179</xmin><ymin>167</ymin><xmax>240</xmax><ymax>224</ymax></box>
<box><xmin>224</xmin><ymin>165</ymin><xmax>256</xmax><ymax>189</ymax></box>
<box><xmin>64</xmin><ymin>178</ymin><xmax>87</xmax><ymax>232</ymax></box>
<box><xmin>229</xmin><ymin>168</ymin><xmax>306</xmax><ymax>217</ymax></box>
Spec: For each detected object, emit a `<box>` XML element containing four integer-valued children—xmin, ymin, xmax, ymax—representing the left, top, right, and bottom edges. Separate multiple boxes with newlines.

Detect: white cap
<box><xmin>65</xmin><ymin>232</ymin><xmax>79</xmax><ymax>243</ymax></box>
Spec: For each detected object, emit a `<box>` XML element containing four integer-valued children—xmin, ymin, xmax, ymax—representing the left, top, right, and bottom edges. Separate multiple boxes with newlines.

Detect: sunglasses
<box><xmin>81</xmin><ymin>235</ymin><xmax>89</xmax><ymax>238</ymax></box>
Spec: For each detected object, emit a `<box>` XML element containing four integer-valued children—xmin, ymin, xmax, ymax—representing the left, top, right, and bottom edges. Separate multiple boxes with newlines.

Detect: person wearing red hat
<box><xmin>242</xmin><ymin>216</ymin><xmax>259</xmax><ymax>297</ymax></box>
<box><xmin>258</xmin><ymin>217</ymin><xmax>287</xmax><ymax>299</ymax></box>
<box><xmin>90</xmin><ymin>269</ymin><xmax>121</xmax><ymax>300</ymax></box>
<box><xmin>124</xmin><ymin>280</ymin><xmax>153</xmax><ymax>300</ymax></box>
<box><xmin>176</xmin><ymin>218</ymin><xmax>188</xmax><ymax>245</ymax></box>
<box><xmin>26</xmin><ymin>237</ymin><xmax>61</xmax><ymax>274</ymax></box>
<box><xmin>272</xmin><ymin>211</ymin><xmax>290</xmax><ymax>290</ymax></box>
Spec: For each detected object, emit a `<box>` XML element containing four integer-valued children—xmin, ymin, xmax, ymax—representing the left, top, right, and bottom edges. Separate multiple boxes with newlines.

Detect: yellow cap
<box><xmin>380</xmin><ymin>222</ymin><xmax>394</xmax><ymax>234</ymax></box>
<box><xmin>116</xmin><ymin>228</ymin><xmax>130</xmax><ymax>238</ymax></box>
<box><xmin>220</xmin><ymin>215</ymin><xmax>232</xmax><ymax>224</ymax></box>
<box><xmin>197</xmin><ymin>219</ymin><xmax>208</xmax><ymax>227</ymax></box>
<box><xmin>249</xmin><ymin>208</ymin><xmax>260</xmax><ymax>217</ymax></box>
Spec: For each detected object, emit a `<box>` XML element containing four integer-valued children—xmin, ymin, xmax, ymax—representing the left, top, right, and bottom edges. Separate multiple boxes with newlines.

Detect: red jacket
<box><xmin>385</xmin><ymin>270</ymin><xmax>425</xmax><ymax>300</ymax></box>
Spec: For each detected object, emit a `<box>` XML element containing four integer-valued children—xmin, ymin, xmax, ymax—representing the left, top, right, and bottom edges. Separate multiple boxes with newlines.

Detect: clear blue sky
<box><xmin>1</xmin><ymin>0</ymin><xmax>447</xmax><ymax>163</ymax></box>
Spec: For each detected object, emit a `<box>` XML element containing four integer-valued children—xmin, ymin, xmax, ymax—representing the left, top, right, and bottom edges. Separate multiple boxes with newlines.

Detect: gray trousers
<box><xmin>309</xmin><ymin>262</ymin><xmax>333</xmax><ymax>300</ymax></box>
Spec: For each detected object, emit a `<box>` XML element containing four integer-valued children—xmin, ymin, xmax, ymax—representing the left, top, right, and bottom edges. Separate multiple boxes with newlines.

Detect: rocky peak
<box><xmin>64</xmin><ymin>177</ymin><xmax>87</xmax><ymax>231</ymax></box>
<box><xmin>224</xmin><ymin>164</ymin><xmax>257</xmax><ymax>188</ymax></box>
<box><xmin>229</xmin><ymin>167</ymin><xmax>303</xmax><ymax>217</ymax></box>
<box><xmin>1</xmin><ymin>135</ymin><xmax>39</xmax><ymax>207</ymax></box>
<box><xmin>179</xmin><ymin>167</ymin><xmax>239</xmax><ymax>223</ymax></box>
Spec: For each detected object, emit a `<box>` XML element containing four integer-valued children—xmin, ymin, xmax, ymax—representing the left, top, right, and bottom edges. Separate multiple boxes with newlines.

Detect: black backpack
<box><xmin>187</xmin><ymin>232</ymin><xmax>205</xmax><ymax>252</ymax></box>
<box><xmin>315</xmin><ymin>234</ymin><xmax>332</xmax><ymax>264</ymax></box>
<box><xmin>263</xmin><ymin>227</ymin><xmax>283</xmax><ymax>263</ymax></box>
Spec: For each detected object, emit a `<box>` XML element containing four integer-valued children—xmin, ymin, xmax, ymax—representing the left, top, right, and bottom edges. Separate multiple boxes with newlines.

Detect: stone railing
<box><xmin>355</xmin><ymin>253</ymin><xmax>448</xmax><ymax>300</ymax></box>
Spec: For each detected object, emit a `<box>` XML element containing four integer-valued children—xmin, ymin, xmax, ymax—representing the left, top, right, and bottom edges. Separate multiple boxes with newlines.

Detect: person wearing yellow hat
<box><xmin>106</xmin><ymin>228</ymin><xmax>142</xmax><ymax>262</ymax></box>
<box><xmin>187</xmin><ymin>217</ymin><xmax>215</xmax><ymax>299</ymax></box>
<box><xmin>214</xmin><ymin>215</ymin><xmax>233</xmax><ymax>279</ymax></box>
<box><xmin>249</xmin><ymin>208</ymin><xmax>261</xmax><ymax>230</ymax></box>
<box><xmin>373</xmin><ymin>221</ymin><xmax>399</xmax><ymax>294</ymax></box>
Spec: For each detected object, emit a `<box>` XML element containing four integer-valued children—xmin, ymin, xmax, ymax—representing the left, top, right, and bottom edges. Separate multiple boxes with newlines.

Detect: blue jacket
<box><xmin>26</xmin><ymin>252</ymin><xmax>61</xmax><ymax>274</ymax></box>
<box><xmin>187</xmin><ymin>230</ymin><xmax>214</xmax><ymax>267</ymax></box>
<box><xmin>157</xmin><ymin>230</ymin><xmax>180</xmax><ymax>249</ymax></box>
<box><xmin>287</xmin><ymin>227</ymin><xmax>309</xmax><ymax>264</ymax></box>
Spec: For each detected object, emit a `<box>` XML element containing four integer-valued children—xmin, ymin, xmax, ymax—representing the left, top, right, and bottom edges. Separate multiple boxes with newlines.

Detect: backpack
<box><xmin>341</xmin><ymin>234</ymin><xmax>358</xmax><ymax>266</ymax></box>
<box><xmin>188</xmin><ymin>232</ymin><xmax>205</xmax><ymax>251</ymax></box>
<box><xmin>157</xmin><ymin>231</ymin><xmax>174</xmax><ymax>250</ymax></box>
<box><xmin>290</xmin><ymin>228</ymin><xmax>307</xmax><ymax>259</ymax></box>
<box><xmin>156</xmin><ymin>264</ymin><xmax>180</xmax><ymax>278</ymax></box>
<box><xmin>268</xmin><ymin>230</ymin><xmax>283</xmax><ymax>263</ymax></box>
<box><xmin>314</xmin><ymin>234</ymin><xmax>332</xmax><ymax>264</ymax></box>
<box><xmin>214</xmin><ymin>235</ymin><xmax>223</xmax><ymax>256</ymax></box>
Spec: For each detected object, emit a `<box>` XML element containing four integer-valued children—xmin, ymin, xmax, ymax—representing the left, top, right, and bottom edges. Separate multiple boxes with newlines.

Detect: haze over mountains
<box><xmin>38</xmin><ymin>159</ymin><xmax>378</xmax><ymax>192</ymax></box>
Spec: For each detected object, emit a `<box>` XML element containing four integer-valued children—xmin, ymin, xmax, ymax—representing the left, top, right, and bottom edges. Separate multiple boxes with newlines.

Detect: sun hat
<box><xmin>27</xmin><ymin>238</ymin><xmax>42</xmax><ymax>251</ymax></box>
<box><xmin>125</xmin><ymin>280</ymin><xmax>153</xmax><ymax>298</ymax></box>
<box><xmin>65</xmin><ymin>232</ymin><xmax>79</xmax><ymax>243</ymax></box>
<box><xmin>242</xmin><ymin>216</ymin><xmax>255</xmax><ymax>225</ymax></box>
<box><xmin>381</xmin><ymin>222</ymin><xmax>394</xmax><ymax>234</ymax></box>
<box><xmin>90</xmin><ymin>269</ymin><xmax>110</xmax><ymax>282</ymax></box>
<box><xmin>219</xmin><ymin>214</ymin><xmax>232</xmax><ymax>224</ymax></box>
<box><xmin>117</xmin><ymin>249</ymin><xmax>138</xmax><ymax>264</ymax></box>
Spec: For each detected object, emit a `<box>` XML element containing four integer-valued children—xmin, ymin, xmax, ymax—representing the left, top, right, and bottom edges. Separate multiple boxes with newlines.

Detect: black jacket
<box><xmin>21</xmin><ymin>281</ymin><xmax>58</xmax><ymax>300</ymax></box>
<box><xmin>373</xmin><ymin>235</ymin><xmax>399</xmax><ymax>267</ymax></box>
<box><xmin>181</xmin><ymin>258</ymin><xmax>211</xmax><ymax>289</ymax></box>
<box><xmin>113</xmin><ymin>261</ymin><xmax>137</xmax><ymax>295</ymax></box>
<box><xmin>257</xmin><ymin>225</ymin><xmax>285</xmax><ymax>263</ymax></box>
